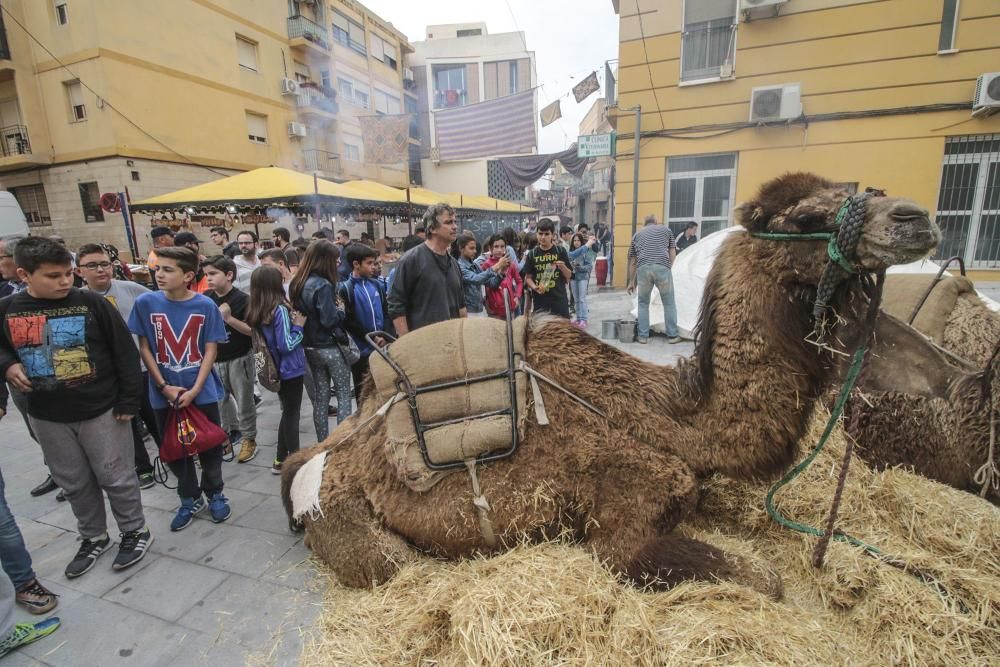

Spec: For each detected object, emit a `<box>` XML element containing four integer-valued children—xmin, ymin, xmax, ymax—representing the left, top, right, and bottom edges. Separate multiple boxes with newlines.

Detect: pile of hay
<box><xmin>301</xmin><ymin>410</ymin><xmax>1000</xmax><ymax>665</ymax></box>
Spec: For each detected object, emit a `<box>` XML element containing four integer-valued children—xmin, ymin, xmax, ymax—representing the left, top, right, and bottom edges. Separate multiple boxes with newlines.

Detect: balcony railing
<box><xmin>297</xmin><ymin>88</ymin><xmax>339</xmax><ymax>115</ymax></box>
<box><xmin>0</xmin><ymin>125</ymin><xmax>30</xmax><ymax>157</ymax></box>
<box><xmin>302</xmin><ymin>149</ymin><xmax>340</xmax><ymax>174</ymax></box>
<box><xmin>287</xmin><ymin>15</ymin><xmax>329</xmax><ymax>51</ymax></box>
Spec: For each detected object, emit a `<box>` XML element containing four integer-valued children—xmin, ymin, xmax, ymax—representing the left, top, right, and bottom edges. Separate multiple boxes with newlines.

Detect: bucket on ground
<box><xmin>601</xmin><ymin>319</ymin><xmax>618</xmax><ymax>339</ymax></box>
<box><xmin>617</xmin><ymin>319</ymin><xmax>636</xmax><ymax>343</ymax></box>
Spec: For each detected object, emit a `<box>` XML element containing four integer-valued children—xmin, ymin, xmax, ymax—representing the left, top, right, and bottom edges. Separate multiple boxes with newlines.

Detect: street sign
<box><xmin>577</xmin><ymin>133</ymin><xmax>615</xmax><ymax>158</ymax></box>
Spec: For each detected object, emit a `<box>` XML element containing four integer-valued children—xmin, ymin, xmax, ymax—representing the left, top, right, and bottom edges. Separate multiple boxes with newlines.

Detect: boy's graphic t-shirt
<box><xmin>0</xmin><ymin>289</ymin><xmax>142</xmax><ymax>422</ymax></box>
<box><xmin>522</xmin><ymin>245</ymin><xmax>572</xmax><ymax>317</ymax></box>
<box><xmin>128</xmin><ymin>291</ymin><xmax>228</xmax><ymax>409</ymax></box>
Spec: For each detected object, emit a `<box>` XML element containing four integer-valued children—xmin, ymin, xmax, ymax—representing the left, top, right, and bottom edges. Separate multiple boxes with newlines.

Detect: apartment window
<box><xmin>665</xmin><ymin>153</ymin><xmax>737</xmax><ymax>238</ymax></box>
<box><xmin>457</xmin><ymin>28</ymin><xmax>482</xmax><ymax>37</ymax></box>
<box><xmin>78</xmin><ymin>181</ymin><xmax>103</xmax><ymax>222</ymax></box>
<box><xmin>369</xmin><ymin>34</ymin><xmax>397</xmax><ymax>70</ymax></box>
<box><xmin>433</xmin><ymin>64</ymin><xmax>467</xmax><ymax>109</ymax></box>
<box><xmin>374</xmin><ymin>90</ymin><xmax>401</xmax><ymax>115</ymax></box>
<box><xmin>246</xmin><ymin>111</ymin><xmax>268</xmax><ymax>144</ymax></box>
<box><xmin>9</xmin><ymin>184</ymin><xmax>51</xmax><ymax>226</ymax></box>
<box><xmin>344</xmin><ymin>140</ymin><xmax>362</xmax><ymax>162</ymax></box>
<box><xmin>64</xmin><ymin>80</ymin><xmax>85</xmax><ymax>122</ymax></box>
<box><xmin>338</xmin><ymin>77</ymin><xmax>369</xmax><ymax>109</ymax></box>
<box><xmin>934</xmin><ymin>134</ymin><xmax>1000</xmax><ymax>267</ymax></box>
<box><xmin>681</xmin><ymin>0</ymin><xmax>737</xmax><ymax>82</ymax></box>
<box><xmin>509</xmin><ymin>61</ymin><xmax>518</xmax><ymax>95</ymax></box>
<box><xmin>54</xmin><ymin>1</ymin><xmax>68</xmax><ymax>25</ymax></box>
<box><xmin>938</xmin><ymin>0</ymin><xmax>960</xmax><ymax>52</ymax></box>
<box><xmin>332</xmin><ymin>11</ymin><xmax>366</xmax><ymax>55</ymax></box>
<box><xmin>236</xmin><ymin>35</ymin><xmax>258</xmax><ymax>72</ymax></box>
<box><xmin>319</xmin><ymin>69</ymin><xmax>331</xmax><ymax>88</ymax></box>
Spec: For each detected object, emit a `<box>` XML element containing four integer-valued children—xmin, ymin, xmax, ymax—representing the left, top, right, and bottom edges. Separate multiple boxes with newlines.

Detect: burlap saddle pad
<box><xmin>369</xmin><ymin>316</ymin><xmax>530</xmax><ymax>492</ymax></box>
<box><xmin>880</xmin><ymin>274</ymin><xmax>974</xmax><ymax>342</ymax></box>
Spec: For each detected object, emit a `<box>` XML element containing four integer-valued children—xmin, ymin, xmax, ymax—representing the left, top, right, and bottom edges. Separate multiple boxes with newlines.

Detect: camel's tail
<box><xmin>280</xmin><ymin>448</ymin><xmax>317</xmax><ymax>532</ymax></box>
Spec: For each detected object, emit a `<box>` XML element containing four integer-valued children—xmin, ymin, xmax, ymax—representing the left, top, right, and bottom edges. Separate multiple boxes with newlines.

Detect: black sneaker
<box><xmin>64</xmin><ymin>535</ymin><xmax>111</xmax><ymax>579</ymax></box>
<box><xmin>113</xmin><ymin>527</ymin><xmax>153</xmax><ymax>571</ymax></box>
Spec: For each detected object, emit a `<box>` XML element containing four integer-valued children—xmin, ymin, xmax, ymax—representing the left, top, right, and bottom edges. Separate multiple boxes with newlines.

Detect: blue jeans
<box><xmin>0</xmin><ymin>467</ymin><xmax>35</xmax><ymax>589</ymax></box>
<box><xmin>637</xmin><ymin>263</ymin><xmax>679</xmax><ymax>339</ymax></box>
<box><xmin>570</xmin><ymin>277</ymin><xmax>590</xmax><ymax>321</ymax></box>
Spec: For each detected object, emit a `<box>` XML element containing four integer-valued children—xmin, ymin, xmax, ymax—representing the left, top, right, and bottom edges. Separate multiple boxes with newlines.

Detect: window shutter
<box><xmin>465</xmin><ymin>63</ymin><xmax>480</xmax><ymax>103</ymax></box>
<box><xmin>66</xmin><ymin>81</ymin><xmax>84</xmax><ymax>107</ymax></box>
<box><xmin>333</xmin><ymin>12</ymin><xmax>349</xmax><ymax>31</ymax></box>
<box><xmin>349</xmin><ymin>21</ymin><xmax>365</xmax><ymax>48</ymax></box>
<box><xmin>483</xmin><ymin>62</ymin><xmax>498</xmax><ymax>100</ymax></box>
<box><xmin>369</xmin><ymin>34</ymin><xmax>384</xmax><ymax>60</ymax></box>
<box><xmin>246</xmin><ymin>112</ymin><xmax>267</xmax><ymax>143</ymax></box>
<box><xmin>496</xmin><ymin>61</ymin><xmax>510</xmax><ymax>98</ymax></box>
<box><xmin>685</xmin><ymin>0</ymin><xmax>735</xmax><ymax>25</ymax></box>
<box><xmin>236</xmin><ymin>37</ymin><xmax>257</xmax><ymax>70</ymax></box>
<box><xmin>516</xmin><ymin>59</ymin><xmax>531</xmax><ymax>92</ymax></box>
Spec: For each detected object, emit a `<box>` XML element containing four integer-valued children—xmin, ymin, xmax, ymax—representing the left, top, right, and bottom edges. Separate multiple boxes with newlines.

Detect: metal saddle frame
<box><xmin>366</xmin><ymin>289</ymin><xmax>520</xmax><ymax>471</ymax></box>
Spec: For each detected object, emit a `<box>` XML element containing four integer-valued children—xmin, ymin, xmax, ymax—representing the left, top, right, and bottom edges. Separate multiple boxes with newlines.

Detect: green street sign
<box><xmin>577</xmin><ymin>132</ymin><xmax>616</xmax><ymax>158</ymax></box>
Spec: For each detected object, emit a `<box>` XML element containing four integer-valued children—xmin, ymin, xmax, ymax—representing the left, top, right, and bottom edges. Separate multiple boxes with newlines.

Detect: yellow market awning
<box><xmin>341</xmin><ymin>180</ymin><xmax>409</xmax><ymax>205</ymax></box>
<box><xmin>131</xmin><ymin>167</ymin><xmax>367</xmax><ymax>213</ymax></box>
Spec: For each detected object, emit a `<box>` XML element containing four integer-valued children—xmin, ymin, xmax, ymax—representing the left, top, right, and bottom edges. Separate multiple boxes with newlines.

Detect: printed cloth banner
<box><xmin>359</xmin><ymin>114</ymin><xmax>411</xmax><ymax>164</ymax></box>
<box><xmin>434</xmin><ymin>89</ymin><xmax>536</xmax><ymax>161</ymax></box>
<box><xmin>540</xmin><ymin>100</ymin><xmax>562</xmax><ymax>127</ymax></box>
<box><xmin>572</xmin><ymin>71</ymin><xmax>600</xmax><ymax>103</ymax></box>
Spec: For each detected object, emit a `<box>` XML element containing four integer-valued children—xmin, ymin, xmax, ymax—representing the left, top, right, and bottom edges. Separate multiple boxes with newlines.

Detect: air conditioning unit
<box><xmin>403</xmin><ymin>67</ymin><xmax>414</xmax><ymax>82</ymax></box>
<box><xmin>280</xmin><ymin>78</ymin><xmax>300</xmax><ymax>96</ymax></box>
<box><xmin>749</xmin><ymin>83</ymin><xmax>802</xmax><ymax>123</ymax></box>
<box><xmin>973</xmin><ymin>72</ymin><xmax>1000</xmax><ymax>116</ymax></box>
<box><xmin>287</xmin><ymin>121</ymin><xmax>308</xmax><ymax>137</ymax></box>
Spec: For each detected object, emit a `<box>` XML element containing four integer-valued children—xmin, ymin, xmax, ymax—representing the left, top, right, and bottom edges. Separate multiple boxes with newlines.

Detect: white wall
<box><xmin>419</xmin><ymin>159</ymin><xmax>489</xmax><ymax>198</ymax></box>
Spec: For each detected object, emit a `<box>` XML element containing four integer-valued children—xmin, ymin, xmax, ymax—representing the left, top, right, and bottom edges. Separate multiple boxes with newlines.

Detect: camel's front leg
<box><xmin>583</xmin><ymin>439</ymin><xmax>782</xmax><ymax>600</ymax></box>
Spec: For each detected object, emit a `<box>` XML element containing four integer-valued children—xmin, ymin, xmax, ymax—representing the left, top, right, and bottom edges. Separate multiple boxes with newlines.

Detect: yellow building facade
<box><xmin>0</xmin><ymin>0</ymin><xmax>413</xmax><ymax>255</ymax></box>
<box><xmin>611</xmin><ymin>0</ymin><xmax>1000</xmax><ymax>284</ymax></box>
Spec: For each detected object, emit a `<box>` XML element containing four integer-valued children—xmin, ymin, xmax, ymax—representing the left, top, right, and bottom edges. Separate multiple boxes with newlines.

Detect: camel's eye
<box><xmin>789</xmin><ymin>206</ymin><xmax>828</xmax><ymax>229</ymax></box>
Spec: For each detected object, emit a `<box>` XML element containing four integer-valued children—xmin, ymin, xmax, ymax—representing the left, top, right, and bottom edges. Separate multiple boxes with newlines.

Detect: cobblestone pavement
<box><xmin>0</xmin><ymin>287</ymin><xmax>691</xmax><ymax>665</ymax></box>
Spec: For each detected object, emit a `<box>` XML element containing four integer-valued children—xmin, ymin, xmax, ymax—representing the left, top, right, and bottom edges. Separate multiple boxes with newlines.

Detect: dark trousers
<box><xmin>153</xmin><ymin>402</ymin><xmax>224</xmax><ymax>501</ymax></box>
<box><xmin>277</xmin><ymin>376</ymin><xmax>304</xmax><ymax>463</ymax></box>
<box><xmin>130</xmin><ymin>373</ymin><xmax>161</xmax><ymax>475</ymax></box>
<box><xmin>351</xmin><ymin>356</ymin><xmax>370</xmax><ymax>402</ymax></box>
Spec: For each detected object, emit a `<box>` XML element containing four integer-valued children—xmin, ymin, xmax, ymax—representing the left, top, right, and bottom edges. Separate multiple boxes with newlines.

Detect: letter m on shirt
<box><xmin>151</xmin><ymin>313</ymin><xmax>205</xmax><ymax>367</ymax></box>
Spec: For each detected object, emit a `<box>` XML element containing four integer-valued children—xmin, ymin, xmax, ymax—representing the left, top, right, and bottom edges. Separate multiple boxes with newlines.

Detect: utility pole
<box><xmin>623</xmin><ymin>105</ymin><xmax>642</xmax><ymax>238</ymax></box>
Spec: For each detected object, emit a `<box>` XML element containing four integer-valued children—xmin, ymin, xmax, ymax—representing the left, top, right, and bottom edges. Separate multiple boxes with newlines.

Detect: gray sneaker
<box><xmin>637</xmin><ymin>337</ymin><xmax>648</xmax><ymax>344</ymax></box>
<box><xmin>668</xmin><ymin>336</ymin><xmax>683</xmax><ymax>344</ymax></box>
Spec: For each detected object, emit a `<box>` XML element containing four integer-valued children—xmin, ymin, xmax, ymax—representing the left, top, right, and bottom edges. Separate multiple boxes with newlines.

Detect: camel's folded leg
<box><xmin>303</xmin><ymin>480</ymin><xmax>420</xmax><ymax>588</ymax></box>
<box><xmin>625</xmin><ymin>533</ymin><xmax>783</xmax><ymax>600</ymax></box>
<box><xmin>583</xmin><ymin>438</ymin><xmax>782</xmax><ymax>600</ymax></box>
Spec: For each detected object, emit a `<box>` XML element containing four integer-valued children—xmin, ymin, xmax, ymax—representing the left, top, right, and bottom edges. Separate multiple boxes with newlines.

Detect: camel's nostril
<box><xmin>890</xmin><ymin>204</ymin><xmax>929</xmax><ymax>222</ymax></box>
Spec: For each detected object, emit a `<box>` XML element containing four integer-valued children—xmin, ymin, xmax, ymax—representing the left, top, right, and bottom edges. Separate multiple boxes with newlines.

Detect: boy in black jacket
<box><xmin>0</xmin><ymin>238</ymin><xmax>151</xmax><ymax>579</ymax></box>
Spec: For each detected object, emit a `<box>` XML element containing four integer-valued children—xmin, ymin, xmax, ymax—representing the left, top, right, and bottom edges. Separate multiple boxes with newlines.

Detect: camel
<box><xmin>844</xmin><ymin>310</ymin><xmax>1000</xmax><ymax>504</ymax></box>
<box><xmin>281</xmin><ymin>173</ymin><xmax>941</xmax><ymax>596</ymax></box>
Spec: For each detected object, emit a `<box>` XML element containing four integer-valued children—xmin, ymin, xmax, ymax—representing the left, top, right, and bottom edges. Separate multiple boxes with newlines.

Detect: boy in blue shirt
<box><xmin>338</xmin><ymin>244</ymin><xmax>393</xmax><ymax>401</ymax></box>
<box><xmin>128</xmin><ymin>247</ymin><xmax>232</xmax><ymax>531</ymax></box>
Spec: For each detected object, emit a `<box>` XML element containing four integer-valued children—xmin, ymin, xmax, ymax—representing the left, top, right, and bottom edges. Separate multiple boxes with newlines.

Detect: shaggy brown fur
<box><xmin>282</xmin><ymin>172</ymin><xmax>940</xmax><ymax>594</ymax></box>
<box><xmin>943</xmin><ymin>293</ymin><xmax>1000</xmax><ymax>367</ymax></box>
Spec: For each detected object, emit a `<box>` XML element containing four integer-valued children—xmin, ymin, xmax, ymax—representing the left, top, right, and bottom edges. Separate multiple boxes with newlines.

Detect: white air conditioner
<box><xmin>287</xmin><ymin>121</ymin><xmax>308</xmax><ymax>137</ymax></box>
<box><xmin>973</xmin><ymin>72</ymin><xmax>1000</xmax><ymax>114</ymax></box>
<box><xmin>740</xmin><ymin>0</ymin><xmax>788</xmax><ymax>11</ymax></box>
<box><xmin>280</xmin><ymin>78</ymin><xmax>300</xmax><ymax>96</ymax></box>
<box><xmin>749</xmin><ymin>83</ymin><xmax>802</xmax><ymax>122</ymax></box>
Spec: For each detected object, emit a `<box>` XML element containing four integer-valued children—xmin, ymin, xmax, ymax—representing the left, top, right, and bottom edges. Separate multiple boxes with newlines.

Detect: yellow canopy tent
<box><xmin>341</xmin><ymin>180</ymin><xmax>409</xmax><ymax>205</ymax></box>
<box><xmin>131</xmin><ymin>166</ymin><xmax>368</xmax><ymax>213</ymax></box>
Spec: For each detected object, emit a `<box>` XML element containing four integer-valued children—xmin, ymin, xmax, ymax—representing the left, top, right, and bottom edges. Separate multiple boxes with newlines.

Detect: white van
<box><xmin>0</xmin><ymin>191</ymin><xmax>29</xmax><ymax>239</ymax></box>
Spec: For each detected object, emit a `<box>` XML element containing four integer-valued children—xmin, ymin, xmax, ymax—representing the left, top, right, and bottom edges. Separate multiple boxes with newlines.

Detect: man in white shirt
<box><xmin>232</xmin><ymin>231</ymin><xmax>260</xmax><ymax>293</ymax></box>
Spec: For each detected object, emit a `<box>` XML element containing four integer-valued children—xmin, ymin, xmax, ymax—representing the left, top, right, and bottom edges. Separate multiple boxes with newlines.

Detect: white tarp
<box><xmin>633</xmin><ymin>227</ymin><xmax>999</xmax><ymax>338</ymax></box>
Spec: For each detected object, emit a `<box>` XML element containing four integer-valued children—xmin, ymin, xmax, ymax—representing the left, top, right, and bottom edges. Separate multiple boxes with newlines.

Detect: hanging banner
<box><xmin>540</xmin><ymin>100</ymin><xmax>562</xmax><ymax>127</ymax></box>
<box><xmin>359</xmin><ymin>113</ymin><xmax>411</xmax><ymax>164</ymax></box>
<box><xmin>434</xmin><ymin>90</ymin><xmax>535</xmax><ymax>161</ymax></box>
<box><xmin>572</xmin><ymin>71</ymin><xmax>600</xmax><ymax>103</ymax></box>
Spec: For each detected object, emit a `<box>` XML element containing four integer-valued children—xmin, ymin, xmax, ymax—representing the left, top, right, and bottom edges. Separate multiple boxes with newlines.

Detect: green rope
<box><xmin>764</xmin><ymin>344</ymin><xmax>885</xmax><ymax>557</ymax></box>
<box><xmin>750</xmin><ymin>232</ymin><xmax>833</xmax><ymax>241</ymax></box>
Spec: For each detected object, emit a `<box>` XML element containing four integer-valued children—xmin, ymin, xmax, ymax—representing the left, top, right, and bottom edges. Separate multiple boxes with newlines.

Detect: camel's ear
<box><xmin>735</xmin><ymin>201</ymin><xmax>764</xmax><ymax>230</ymax></box>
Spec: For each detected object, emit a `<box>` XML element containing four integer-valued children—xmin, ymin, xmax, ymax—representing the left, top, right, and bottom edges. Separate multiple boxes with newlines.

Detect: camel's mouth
<box><xmin>855</xmin><ymin>201</ymin><xmax>941</xmax><ymax>269</ymax></box>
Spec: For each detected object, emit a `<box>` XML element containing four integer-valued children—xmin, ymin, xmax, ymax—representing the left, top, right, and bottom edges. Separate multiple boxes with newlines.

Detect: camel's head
<box><xmin>737</xmin><ymin>173</ymin><xmax>941</xmax><ymax>281</ymax></box>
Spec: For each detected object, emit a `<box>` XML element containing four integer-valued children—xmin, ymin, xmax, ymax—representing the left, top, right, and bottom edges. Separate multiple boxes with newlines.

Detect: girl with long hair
<box><xmin>568</xmin><ymin>232</ymin><xmax>597</xmax><ymax>329</ymax></box>
<box><xmin>480</xmin><ymin>234</ymin><xmax>523</xmax><ymax>319</ymax></box>
<box><xmin>288</xmin><ymin>240</ymin><xmax>353</xmax><ymax>440</ymax></box>
<box><xmin>246</xmin><ymin>266</ymin><xmax>306</xmax><ymax>473</ymax></box>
